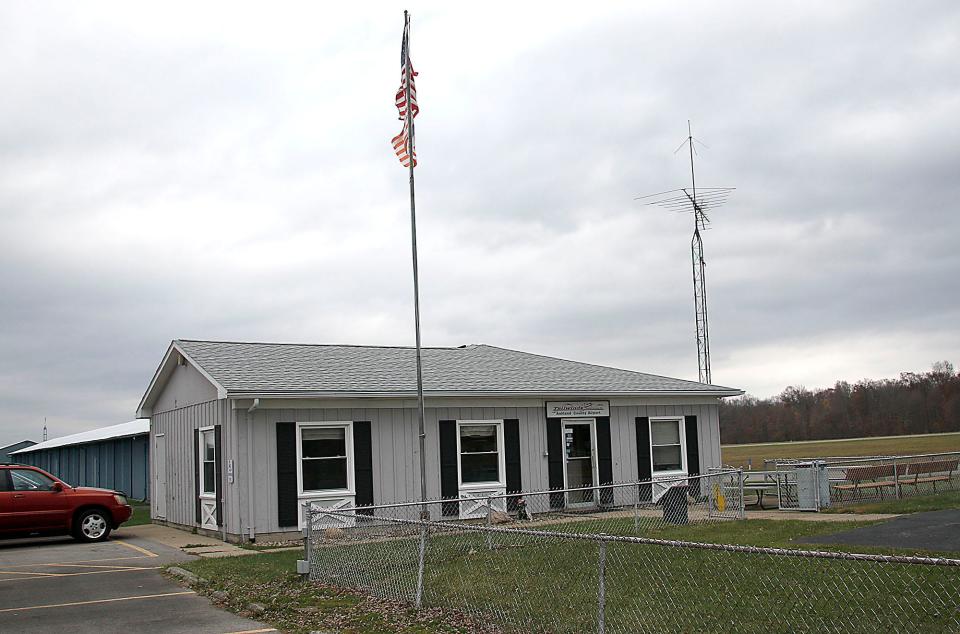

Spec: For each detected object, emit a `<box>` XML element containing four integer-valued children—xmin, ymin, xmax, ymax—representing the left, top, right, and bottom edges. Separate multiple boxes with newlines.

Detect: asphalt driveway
<box><xmin>802</xmin><ymin>509</ymin><xmax>960</xmax><ymax>553</ymax></box>
<box><xmin>0</xmin><ymin>528</ymin><xmax>273</xmax><ymax>634</ymax></box>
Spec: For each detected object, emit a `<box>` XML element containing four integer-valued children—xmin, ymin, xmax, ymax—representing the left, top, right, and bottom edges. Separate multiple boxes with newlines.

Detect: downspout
<box><xmin>246</xmin><ymin>398</ymin><xmax>259</xmax><ymax>542</ymax></box>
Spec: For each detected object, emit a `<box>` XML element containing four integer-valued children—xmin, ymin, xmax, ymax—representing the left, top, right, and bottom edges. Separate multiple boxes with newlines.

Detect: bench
<box><xmin>899</xmin><ymin>460</ymin><xmax>958</xmax><ymax>491</ymax></box>
<box><xmin>834</xmin><ymin>460</ymin><xmax>959</xmax><ymax>501</ymax></box>
<box><xmin>833</xmin><ymin>464</ymin><xmax>897</xmax><ymax>500</ymax></box>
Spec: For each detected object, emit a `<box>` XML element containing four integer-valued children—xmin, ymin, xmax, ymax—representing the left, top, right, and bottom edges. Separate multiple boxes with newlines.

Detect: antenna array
<box><xmin>636</xmin><ymin>122</ymin><xmax>734</xmax><ymax>385</ymax></box>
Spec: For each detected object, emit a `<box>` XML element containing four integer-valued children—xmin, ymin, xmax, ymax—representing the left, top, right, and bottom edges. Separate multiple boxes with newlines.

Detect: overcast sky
<box><xmin>1</xmin><ymin>2</ymin><xmax>958</xmax><ymax>445</ymax></box>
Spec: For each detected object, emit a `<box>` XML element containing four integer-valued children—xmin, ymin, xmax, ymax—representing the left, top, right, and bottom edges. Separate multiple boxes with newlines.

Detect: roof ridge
<box><xmin>476</xmin><ymin>344</ymin><xmax>733</xmax><ymax>390</ymax></box>
<box><xmin>176</xmin><ymin>339</ymin><xmax>463</xmax><ymax>351</ymax></box>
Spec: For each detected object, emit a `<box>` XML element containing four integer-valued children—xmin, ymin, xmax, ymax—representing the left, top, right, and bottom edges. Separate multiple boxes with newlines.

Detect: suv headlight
<box><xmin>114</xmin><ymin>494</ymin><xmax>128</xmax><ymax>506</ymax></box>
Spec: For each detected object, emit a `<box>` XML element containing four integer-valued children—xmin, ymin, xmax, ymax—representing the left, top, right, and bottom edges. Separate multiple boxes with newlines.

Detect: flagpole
<box><xmin>403</xmin><ymin>10</ymin><xmax>429</xmax><ymax>507</ymax></box>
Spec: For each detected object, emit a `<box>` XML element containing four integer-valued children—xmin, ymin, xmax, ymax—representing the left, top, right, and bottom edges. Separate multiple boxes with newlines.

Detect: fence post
<box><xmin>303</xmin><ymin>502</ymin><xmax>311</xmax><ymax>558</ymax></box>
<box><xmin>737</xmin><ymin>469</ymin><xmax>745</xmax><ymax>519</ymax></box>
<box><xmin>893</xmin><ymin>458</ymin><xmax>902</xmax><ymax>499</ymax></box>
<box><xmin>415</xmin><ymin>523</ymin><xmax>428</xmax><ymax>609</ymax></box>
<box><xmin>486</xmin><ymin>496</ymin><xmax>494</xmax><ymax>551</ymax></box>
<box><xmin>597</xmin><ymin>538</ymin><xmax>607</xmax><ymax>634</ymax></box>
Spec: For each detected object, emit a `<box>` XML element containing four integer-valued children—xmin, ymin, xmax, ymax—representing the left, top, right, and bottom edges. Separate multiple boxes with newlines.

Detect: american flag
<box><xmin>391</xmin><ymin>21</ymin><xmax>418</xmax><ymax>168</ymax></box>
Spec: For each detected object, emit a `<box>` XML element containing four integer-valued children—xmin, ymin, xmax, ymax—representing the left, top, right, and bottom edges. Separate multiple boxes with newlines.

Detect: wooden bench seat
<box><xmin>899</xmin><ymin>459</ymin><xmax>958</xmax><ymax>490</ymax></box>
<box><xmin>834</xmin><ymin>460</ymin><xmax>958</xmax><ymax>501</ymax></box>
<box><xmin>833</xmin><ymin>465</ymin><xmax>897</xmax><ymax>500</ymax></box>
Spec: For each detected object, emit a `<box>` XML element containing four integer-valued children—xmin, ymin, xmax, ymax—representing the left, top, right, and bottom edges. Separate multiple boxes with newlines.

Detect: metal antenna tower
<box><xmin>636</xmin><ymin>121</ymin><xmax>734</xmax><ymax>385</ymax></box>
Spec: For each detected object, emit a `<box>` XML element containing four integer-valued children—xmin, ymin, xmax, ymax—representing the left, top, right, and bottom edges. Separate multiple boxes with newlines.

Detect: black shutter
<box><xmin>546</xmin><ymin>418</ymin><xmax>564</xmax><ymax>509</ymax></box>
<box><xmin>276</xmin><ymin>422</ymin><xmax>298</xmax><ymax>527</ymax></box>
<box><xmin>684</xmin><ymin>415</ymin><xmax>703</xmax><ymax>500</ymax></box>
<box><xmin>684</xmin><ymin>416</ymin><xmax>700</xmax><ymax>476</ymax></box>
<box><xmin>193</xmin><ymin>430</ymin><xmax>201</xmax><ymax>524</ymax></box>
<box><xmin>636</xmin><ymin>417</ymin><xmax>652</xmax><ymax>502</ymax></box>
<box><xmin>504</xmin><ymin>419</ymin><xmax>522</xmax><ymax>512</ymax></box>
<box><xmin>353</xmin><ymin>421</ymin><xmax>374</xmax><ymax>515</ymax></box>
<box><xmin>596</xmin><ymin>417</ymin><xmax>614</xmax><ymax>507</ymax></box>
<box><xmin>214</xmin><ymin>424</ymin><xmax>223</xmax><ymax>527</ymax></box>
<box><xmin>439</xmin><ymin>420</ymin><xmax>458</xmax><ymax>517</ymax></box>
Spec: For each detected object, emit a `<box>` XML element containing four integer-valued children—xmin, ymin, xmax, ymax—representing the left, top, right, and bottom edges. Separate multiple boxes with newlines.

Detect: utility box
<box><xmin>662</xmin><ymin>484</ymin><xmax>689</xmax><ymax>524</ymax></box>
<box><xmin>795</xmin><ymin>461</ymin><xmax>830</xmax><ymax>511</ymax></box>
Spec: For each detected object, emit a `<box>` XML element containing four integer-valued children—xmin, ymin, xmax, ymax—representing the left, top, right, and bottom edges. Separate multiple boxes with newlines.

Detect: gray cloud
<box><xmin>1</xmin><ymin>2</ymin><xmax>959</xmax><ymax>445</ymax></box>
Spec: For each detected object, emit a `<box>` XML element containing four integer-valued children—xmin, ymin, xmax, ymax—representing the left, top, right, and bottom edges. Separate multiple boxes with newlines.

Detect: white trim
<box><xmin>229</xmin><ymin>395</ymin><xmax>729</xmax><ymax>411</ymax></box>
<box><xmin>561</xmin><ymin>418</ymin><xmax>599</xmax><ymax>507</ymax></box>
<box><xmin>197</xmin><ymin>426</ymin><xmax>217</xmax><ymax>500</ymax></box>
<box><xmin>648</xmin><ymin>416</ymin><xmax>687</xmax><ymax>475</ymax></box>
<box><xmin>455</xmin><ymin>420</ymin><xmax>506</xmax><ymax>490</ymax></box>
<box><xmin>137</xmin><ymin>341</ymin><xmax>228</xmax><ymax>417</ymax></box>
<box><xmin>295</xmin><ymin>421</ymin><xmax>355</xmax><ymax>497</ymax></box>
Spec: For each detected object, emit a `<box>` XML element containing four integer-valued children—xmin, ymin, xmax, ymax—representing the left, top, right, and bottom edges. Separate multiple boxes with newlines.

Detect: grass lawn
<box><xmin>179</xmin><ymin>548</ymin><xmax>486</xmax><ymax>633</ymax></box>
<box><xmin>722</xmin><ymin>431</ymin><xmax>960</xmax><ymax>469</ymax></box>
<box><xmin>123</xmin><ymin>501</ymin><xmax>152</xmax><ymax>527</ymax></box>
<box><xmin>824</xmin><ymin>489</ymin><xmax>960</xmax><ymax>515</ymax></box>
<box><xmin>180</xmin><ymin>517</ymin><xmax>960</xmax><ymax>634</ymax></box>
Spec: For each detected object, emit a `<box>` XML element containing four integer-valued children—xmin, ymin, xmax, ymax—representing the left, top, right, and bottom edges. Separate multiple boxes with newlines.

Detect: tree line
<box><xmin>719</xmin><ymin>361</ymin><xmax>960</xmax><ymax>444</ymax></box>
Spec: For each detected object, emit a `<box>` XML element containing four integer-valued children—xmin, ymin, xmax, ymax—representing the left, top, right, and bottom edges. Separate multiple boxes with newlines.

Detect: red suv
<box><xmin>0</xmin><ymin>464</ymin><xmax>133</xmax><ymax>542</ymax></box>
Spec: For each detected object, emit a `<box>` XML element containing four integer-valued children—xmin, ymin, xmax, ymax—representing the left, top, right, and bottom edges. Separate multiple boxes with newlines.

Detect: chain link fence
<box><xmin>307</xmin><ymin>504</ymin><xmax>960</xmax><ymax>633</ymax></box>
<box><xmin>764</xmin><ymin>451</ymin><xmax>960</xmax><ymax>509</ymax></box>
<box><xmin>306</xmin><ymin>470</ymin><xmax>745</xmax><ymax>539</ymax></box>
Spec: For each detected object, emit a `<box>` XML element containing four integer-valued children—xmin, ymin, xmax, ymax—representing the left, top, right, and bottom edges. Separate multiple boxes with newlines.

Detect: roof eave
<box><xmin>137</xmin><ymin>341</ymin><xmax>228</xmax><ymax>417</ymax></box>
<box><xmin>225</xmin><ymin>389</ymin><xmax>745</xmax><ymax>399</ymax></box>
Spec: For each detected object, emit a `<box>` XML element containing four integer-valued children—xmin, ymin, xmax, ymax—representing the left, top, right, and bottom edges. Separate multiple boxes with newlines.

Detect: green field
<box><xmin>722</xmin><ymin>432</ymin><xmax>960</xmax><ymax>470</ymax></box>
<box><xmin>183</xmin><ymin>517</ymin><xmax>960</xmax><ymax>634</ymax></box>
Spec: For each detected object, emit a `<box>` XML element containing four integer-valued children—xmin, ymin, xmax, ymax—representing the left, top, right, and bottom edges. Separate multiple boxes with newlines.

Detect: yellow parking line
<box><xmin>0</xmin><ymin>555</ymin><xmax>151</xmax><ymax>569</ymax></box>
<box><xmin>0</xmin><ymin>566</ymin><xmax>160</xmax><ymax>583</ymax></box>
<box><xmin>114</xmin><ymin>539</ymin><xmax>159</xmax><ymax>558</ymax></box>
<box><xmin>41</xmin><ymin>563</ymin><xmax>149</xmax><ymax>570</ymax></box>
<box><xmin>0</xmin><ymin>570</ymin><xmax>60</xmax><ymax>577</ymax></box>
<box><xmin>0</xmin><ymin>590</ymin><xmax>194</xmax><ymax>613</ymax></box>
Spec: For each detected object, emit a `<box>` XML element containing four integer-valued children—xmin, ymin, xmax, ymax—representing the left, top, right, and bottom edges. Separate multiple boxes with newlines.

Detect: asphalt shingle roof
<box><xmin>174</xmin><ymin>340</ymin><xmax>741</xmax><ymax>397</ymax></box>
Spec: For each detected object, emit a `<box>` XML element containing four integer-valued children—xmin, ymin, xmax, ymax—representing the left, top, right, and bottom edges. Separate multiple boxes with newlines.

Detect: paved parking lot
<box><xmin>0</xmin><ymin>528</ymin><xmax>274</xmax><ymax>633</ymax></box>
<box><xmin>803</xmin><ymin>508</ymin><xmax>960</xmax><ymax>552</ymax></box>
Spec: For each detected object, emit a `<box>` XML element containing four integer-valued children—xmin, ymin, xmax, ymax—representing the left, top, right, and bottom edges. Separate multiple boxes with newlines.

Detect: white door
<box><xmin>154</xmin><ymin>434</ymin><xmax>167</xmax><ymax>519</ymax></box>
<box><xmin>563</xmin><ymin>420</ymin><xmax>598</xmax><ymax>507</ymax></box>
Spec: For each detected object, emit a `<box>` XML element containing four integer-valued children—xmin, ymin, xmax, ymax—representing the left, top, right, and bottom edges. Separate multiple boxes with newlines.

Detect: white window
<box><xmin>297</xmin><ymin>422</ymin><xmax>354</xmax><ymax>494</ymax></box>
<box><xmin>199</xmin><ymin>428</ymin><xmax>216</xmax><ymax>496</ymax></box>
<box><xmin>457</xmin><ymin>420</ymin><xmax>504</xmax><ymax>486</ymax></box>
<box><xmin>650</xmin><ymin>417</ymin><xmax>685</xmax><ymax>473</ymax></box>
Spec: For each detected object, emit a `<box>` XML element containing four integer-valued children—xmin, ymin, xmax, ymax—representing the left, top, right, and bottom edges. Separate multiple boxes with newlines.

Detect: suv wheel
<box><xmin>74</xmin><ymin>509</ymin><xmax>112</xmax><ymax>542</ymax></box>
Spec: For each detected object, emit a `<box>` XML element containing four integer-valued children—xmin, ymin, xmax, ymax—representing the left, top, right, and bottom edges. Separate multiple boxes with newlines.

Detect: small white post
<box><xmin>737</xmin><ymin>469</ymin><xmax>745</xmax><ymax>519</ymax></box>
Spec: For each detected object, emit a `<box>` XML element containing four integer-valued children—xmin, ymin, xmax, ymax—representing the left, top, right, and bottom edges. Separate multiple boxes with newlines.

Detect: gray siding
<box><xmin>150</xmin><ymin>399</ymin><xmax>229</xmax><ymax>526</ymax></box>
<box><xmin>152</xmin><ymin>362</ymin><xmax>218</xmax><ymax>413</ymax></box>
<box><xmin>16</xmin><ymin>436</ymin><xmax>149</xmax><ymax>500</ymax></box>
<box><xmin>240</xmin><ymin>402</ymin><xmax>721</xmax><ymax>536</ymax></box>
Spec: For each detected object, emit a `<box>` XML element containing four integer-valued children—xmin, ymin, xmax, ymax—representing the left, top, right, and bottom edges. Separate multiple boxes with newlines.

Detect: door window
<box><xmin>10</xmin><ymin>469</ymin><xmax>56</xmax><ymax>491</ymax></box>
<box><xmin>564</xmin><ymin>422</ymin><xmax>596</xmax><ymax>504</ymax></box>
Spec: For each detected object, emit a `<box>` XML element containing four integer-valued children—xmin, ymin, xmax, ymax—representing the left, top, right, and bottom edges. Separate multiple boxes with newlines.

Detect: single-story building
<box><xmin>137</xmin><ymin>339</ymin><xmax>742</xmax><ymax>541</ymax></box>
<box><xmin>11</xmin><ymin>420</ymin><xmax>150</xmax><ymax>500</ymax></box>
<box><xmin>1</xmin><ymin>440</ymin><xmax>36</xmax><ymax>464</ymax></box>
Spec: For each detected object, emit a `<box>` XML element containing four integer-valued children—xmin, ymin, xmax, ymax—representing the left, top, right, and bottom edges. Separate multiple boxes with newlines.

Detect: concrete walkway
<box><xmin>119</xmin><ymin>524</ymin><xmax>257</xmax><ymax>559</ymax></box>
